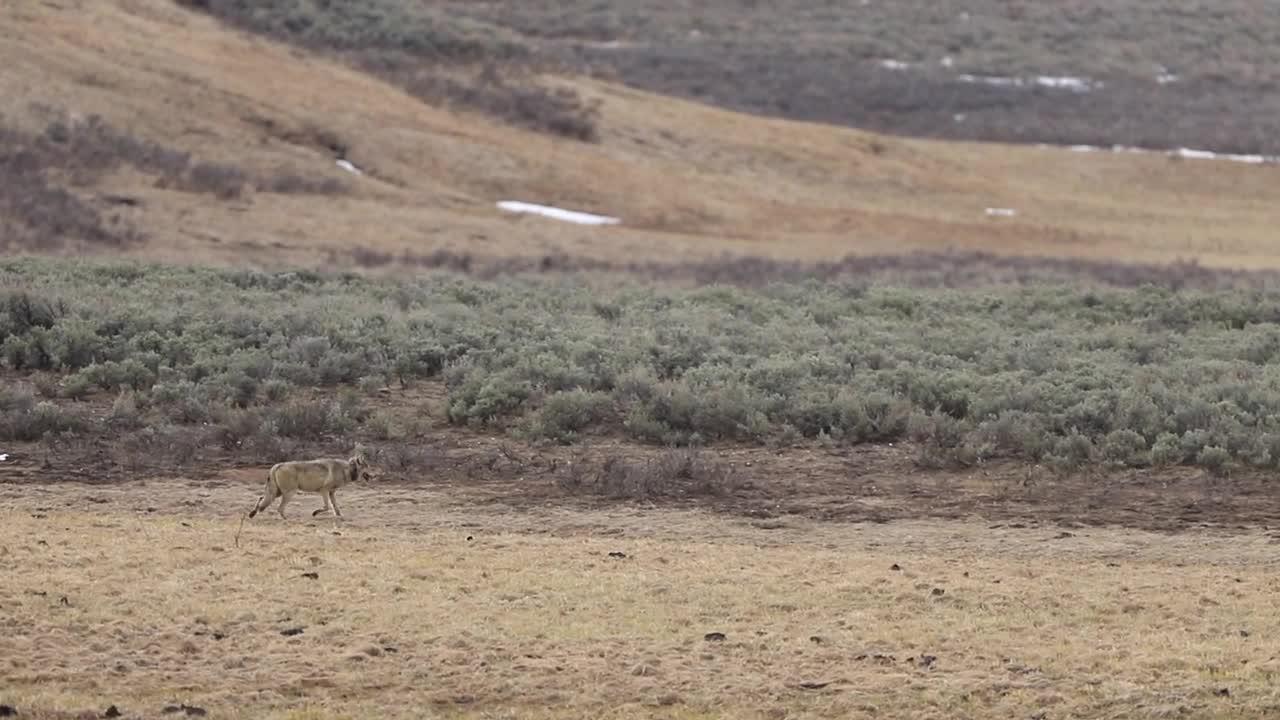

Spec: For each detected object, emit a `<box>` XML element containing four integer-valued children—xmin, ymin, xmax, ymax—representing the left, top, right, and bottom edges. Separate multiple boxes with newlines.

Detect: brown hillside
<box><xmin>3</xmin><ymin>0</ymin><xmax>1279</xmax><ymax>271</ymax></box>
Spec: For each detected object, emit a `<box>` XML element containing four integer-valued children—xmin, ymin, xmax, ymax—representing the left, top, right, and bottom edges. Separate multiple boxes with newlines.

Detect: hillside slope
<box><xmin>3</xmin><ymin>0</ymin><xmax>1280</xmax><ymax>272</ymax></box>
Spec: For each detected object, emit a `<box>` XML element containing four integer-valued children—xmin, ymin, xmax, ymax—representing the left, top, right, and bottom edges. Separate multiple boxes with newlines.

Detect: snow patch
<box><xmin>958</xmin><ymin>74</ymin><xmax>1099</xmax><ymax>92</ymax></box>
<box><xmin>1172</xmin><ymin>147</ymin><xmax>1272</xmax><ymax>164</ymax></box>
<box><xmin>958</xmin><ymin>74</ymin><xmax>1021</xmax><ymax>88</ymax></box>
<box><xmin>1034</xmin><ymin>75</ymin><xmax>1097</xmax><ymax>91</ymax></box>
<box><xmin>336</xmin><ymin>159</ymin><xmax>363</xmax><ymax>175</ymax></box>
<box><xmin>1054</xmin><ymin>143</ymin><xmax>1278</xmax><ymax>165</ymax></box>
<box><xmin>497</xmin><ymin>201</ymin><xmax>621</xmax><ymax>226</ymax></box>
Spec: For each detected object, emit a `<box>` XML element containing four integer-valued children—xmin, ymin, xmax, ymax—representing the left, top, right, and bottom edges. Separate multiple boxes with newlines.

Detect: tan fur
<box><xmin>248</xmin><ymin>446</ymin><xmax>371</xmax><ymax>520</ymax></box>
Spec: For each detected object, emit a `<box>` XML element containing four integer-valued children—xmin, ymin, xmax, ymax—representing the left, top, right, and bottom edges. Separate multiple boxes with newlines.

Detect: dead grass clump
<box><xmin>182</xmin><ymin>161</ymin><xmax>248</xmax><ymax>200</ymax></box>
<box><xmin>271</xmin><ymin>400</ymin><xmax>353</xmax><ymax>439</ymax></box>
<box><xmin>0</xmin><ymin>125</ymin><xmax>139</xmax><ymax>251</ymax></box>
<box><xmin>38</xmin><ymin>114</ymin><xmax>248</xmax><ymax>199</ymax></box>
<box><xmin>261</xmin><ymin>171</ymin><xmax>348</xmax><ymax>195</ymax></box>
<box><xmin>397</xmin><ymin>63</ymin><xmax>601</xmax><ymax>141</ymax></box>
<box><xmin>558</xmin><ymin>447</ymin><xmax>739</xmax><ymax>499</ymax></box>
<box><xmin>117</xmin><ymin>423</ymin><xmax>213</xmax><ymax>471</ymax></box>
<box><xmin>0</xmin><ymin>113</ymin><xmax>263</xmax><ymax>250</ymax></box>
<box><xmin>370</xmin><ymin>441</ymin><xmax>450</xmax><ymax>479</ymax></box>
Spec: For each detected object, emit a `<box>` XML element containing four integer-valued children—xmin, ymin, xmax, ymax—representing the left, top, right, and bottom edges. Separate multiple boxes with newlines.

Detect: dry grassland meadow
<box><xmin>5</xmin><ymin>2</ymin><xmax>1280</xmax><ymax>719</ymax></box>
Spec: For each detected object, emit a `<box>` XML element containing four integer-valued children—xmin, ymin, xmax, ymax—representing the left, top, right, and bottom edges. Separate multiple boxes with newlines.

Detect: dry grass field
<box><xmin>3</xmin><ymin>1</ymin><xmax>1280</xmax><ymax>272</ymax></box>
<box><xmin>6</xmin><ymin>471</ymin><xmax>1280</xmax><ymax>720</ymax></box>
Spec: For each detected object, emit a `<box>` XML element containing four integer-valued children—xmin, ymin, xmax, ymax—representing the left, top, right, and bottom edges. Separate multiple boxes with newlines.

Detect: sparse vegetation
<box><xmin>0</xmin><ymin>112</ymin><xmax>354</xmax><ymax>252</ymax></box>
<box><xmin>10</xmin><ymin>257</ymin><xmax>1280</xmax><ymax>476</ymax></box>
<box><xmin>557</xmin><ymin>446</ymin><xmax>739</xmax><ymax>499</ymax></box>
<box><xmin>9</xmin><ymin>488</ymin><xmax>1278</xmax><ymax>720</ymax></box>
<box><xmin>445</xmin><ymin>0</ymin><xmax>1280</xmax><ymax>155</ymax></box>
<box><xmin>178</xmin><ymin>0</ymin><xmax>601</xmax><ymax>141</ymax></box>
<box><xmin>176</xmin><ymin>0</ymin><xmax>527</xmax><ymax>61</ymax></box>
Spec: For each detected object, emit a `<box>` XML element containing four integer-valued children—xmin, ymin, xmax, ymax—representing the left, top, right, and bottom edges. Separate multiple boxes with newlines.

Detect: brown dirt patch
<box><xmin>5</xmin><ymin>427</ymin><xmax>1279</xmax><ymax>534</ymax></box>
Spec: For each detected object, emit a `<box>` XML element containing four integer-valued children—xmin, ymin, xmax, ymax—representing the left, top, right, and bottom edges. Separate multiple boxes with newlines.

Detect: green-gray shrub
<box><xmin>521</xmin><ymin>389</ymin><xmax>615</xmax><ymax>444</ymax></box>
<box><xmin>1197</xmin><ymin>445</ymin><xmax>1232</xmax><ymax>477</ymax></box>
<box><xmin>16</xmin><ymin>257</ymin><xmax>1280</xmax><ymax>465</ymax></box>
<box><xmin>1150</xmin><ymin>432</ymin><xmax>1183</xmax><ymax>466</ymax></box>
<box><xmin>1101</xmin><ymin>428</ymin><xmax>1150</xmax><ymax>467</ymax></box>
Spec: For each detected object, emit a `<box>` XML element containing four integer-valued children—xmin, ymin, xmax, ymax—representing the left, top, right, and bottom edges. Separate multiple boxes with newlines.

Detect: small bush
<box><xmin>1150</xmin><ymin>432</ymin><xmax>1184</xmax><ymax>466</ymax></box>
<box><xmin>0</xmin><ymin>398</ymin><xmax>88</xmax><ymax>441</ymax></box>
<box><xmin>182</xmin><ymin>161</ymin><xmax>248</xmax><ymax>200</ymax></box>
<box><xmin>1101</xmin><ymin>428</ymin><xmax>1150</xmax><ymax>468</ymax></box>
<box><xmin>1197</xmin><ymin>445</ymin><xmax>1232</xmax><ymax>477</ymax></box>
<box><xmin>272</xmin><ymin>400</ymin><xmax>352</xmax><ymax>438</ymax></box>
<box><xmin>558</xmin><ymin>447</ymin><xmax>738</xmax><ymax>499</ymax></box>
<box><xmin>263</xmin><ymin>378</ymin><xmax>292</xmax><ymax>402</ymax></box>
<box><xmin>1046</xmin><ymin>432</ymin><xmax>1094</xmax><ymax>474</ymax></box>
<box><xmin>32</xmin><ymin>372</ymin><xmax>61</xmax><ymax>399</ymax></box>
<box><xmin>6</xmin><ymin>292</ymin><xmax>64</xmax><ymax>332</ymax></box>
<box><xmin>108</xmin><ymin>391</ymin><xmax>144</xmax><ymax>429</ymax></box>
<box><xmin>359</xmin><ymin>375</ymin><xmax>389</xmax><ymax>394</ymax></box>
<box><xmin>374</xmin><ymin>442</ymin><xmax>446</xmax><ymax>475</ymax></box>
<box><xmin>447</xmin><ymin>371</ymin><xmax>533</xmax><ymax>427</ymax></box>
<box><xmin>521</xmin><ymin>389</ymin><xmax>614</xmax><ymax>443</ymax></box>
<box><xmin>153</xmin><ymin>380</ymin><xmax>212</xmax><ymax>424</ymax></box>
<box><xmin>61</xmin><ymin>372</ymin><xmax>95</xmax><ymax>401</ymax></box>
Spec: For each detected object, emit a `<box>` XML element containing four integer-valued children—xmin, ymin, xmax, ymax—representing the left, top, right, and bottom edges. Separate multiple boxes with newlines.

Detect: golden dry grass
<box><xmin>4</xmin><ymin>479</ymin><xmax>1280</xmax><ymax>719</ymax></box>
<box><xmin>4</xmin><ymin>0</ymin><xmax>1280</xmax><ymax>272</ymax></box>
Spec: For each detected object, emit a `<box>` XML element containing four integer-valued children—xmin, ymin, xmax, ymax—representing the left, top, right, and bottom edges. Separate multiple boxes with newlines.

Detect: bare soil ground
<box><xmin>8</xmin><ymin>424</ymin><xmax>1280</xmax><ymax>534</ymax></box>
<box><xmin>4</xmin><ymin>451</ymin><xmax>1280</xmax><ymax>719</ymax></box>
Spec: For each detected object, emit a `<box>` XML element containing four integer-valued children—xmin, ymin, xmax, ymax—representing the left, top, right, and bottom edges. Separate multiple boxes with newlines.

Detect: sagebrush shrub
<box><xmin>13</xmin><ymin>257</ymin><xmax>1280</xmax><ymax>467</ymax></box>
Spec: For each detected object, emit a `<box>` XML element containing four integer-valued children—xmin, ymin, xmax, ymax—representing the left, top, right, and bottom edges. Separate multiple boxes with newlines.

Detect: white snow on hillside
<box><xmin>497</xmin><ymin>201</ymin><xmax>621</xmax><ymax>226</ymax></box>
<box><xmin>958</xmin><ymin>74</ymin><xmax>1100</xmax><ymax>92</ymax></box>
<box><xmin>1059</xmin><ymin>144</ymin><xmax>1278</xmax><ymax>165</ymax></box>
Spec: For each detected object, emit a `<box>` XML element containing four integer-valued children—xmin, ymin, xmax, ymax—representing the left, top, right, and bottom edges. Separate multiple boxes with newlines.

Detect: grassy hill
<box><xmin>3</xmin><ymin>0</ymin><xmax>1279</xmax><ymax>276</ymax></box>
<box><xmin>455</xmin><ymin>0</ymin><xmax>1280</xmax><ymax>155</ymax></box>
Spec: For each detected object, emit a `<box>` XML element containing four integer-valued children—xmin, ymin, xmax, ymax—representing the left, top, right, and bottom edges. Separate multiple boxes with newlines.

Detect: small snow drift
<box><xmin>1033</xmin><ymin>75</ymin><xmax>1097</xmax><ymax>91</ymax></box>
<box><xmin>1171</xmin><ymin>147</ymin><xmax>1273</xmax><ymax>165</ymax></box>
<box><xmin>497</xmin><ymin>201</ymin><xmax>621</xmax><ymax>226</ymax></box>
<box><xmin>957</xmin><ymin>74</ymin><xmax>1099</xmax><ymax>92</ymax></box>
<box><xmin>1055</xmin><ymin>144</ymin><xmax>1278</xmax><ymax>165</ymax></box>
<box><xmin>985</xmin><ymin>207</ymin><xmax>1018</xmax><ymax>217</ymax></box>
<box><xmin>335</xmin><ymin>159</ymin><xmax>363</xmax><ymax>175</ymax></box>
